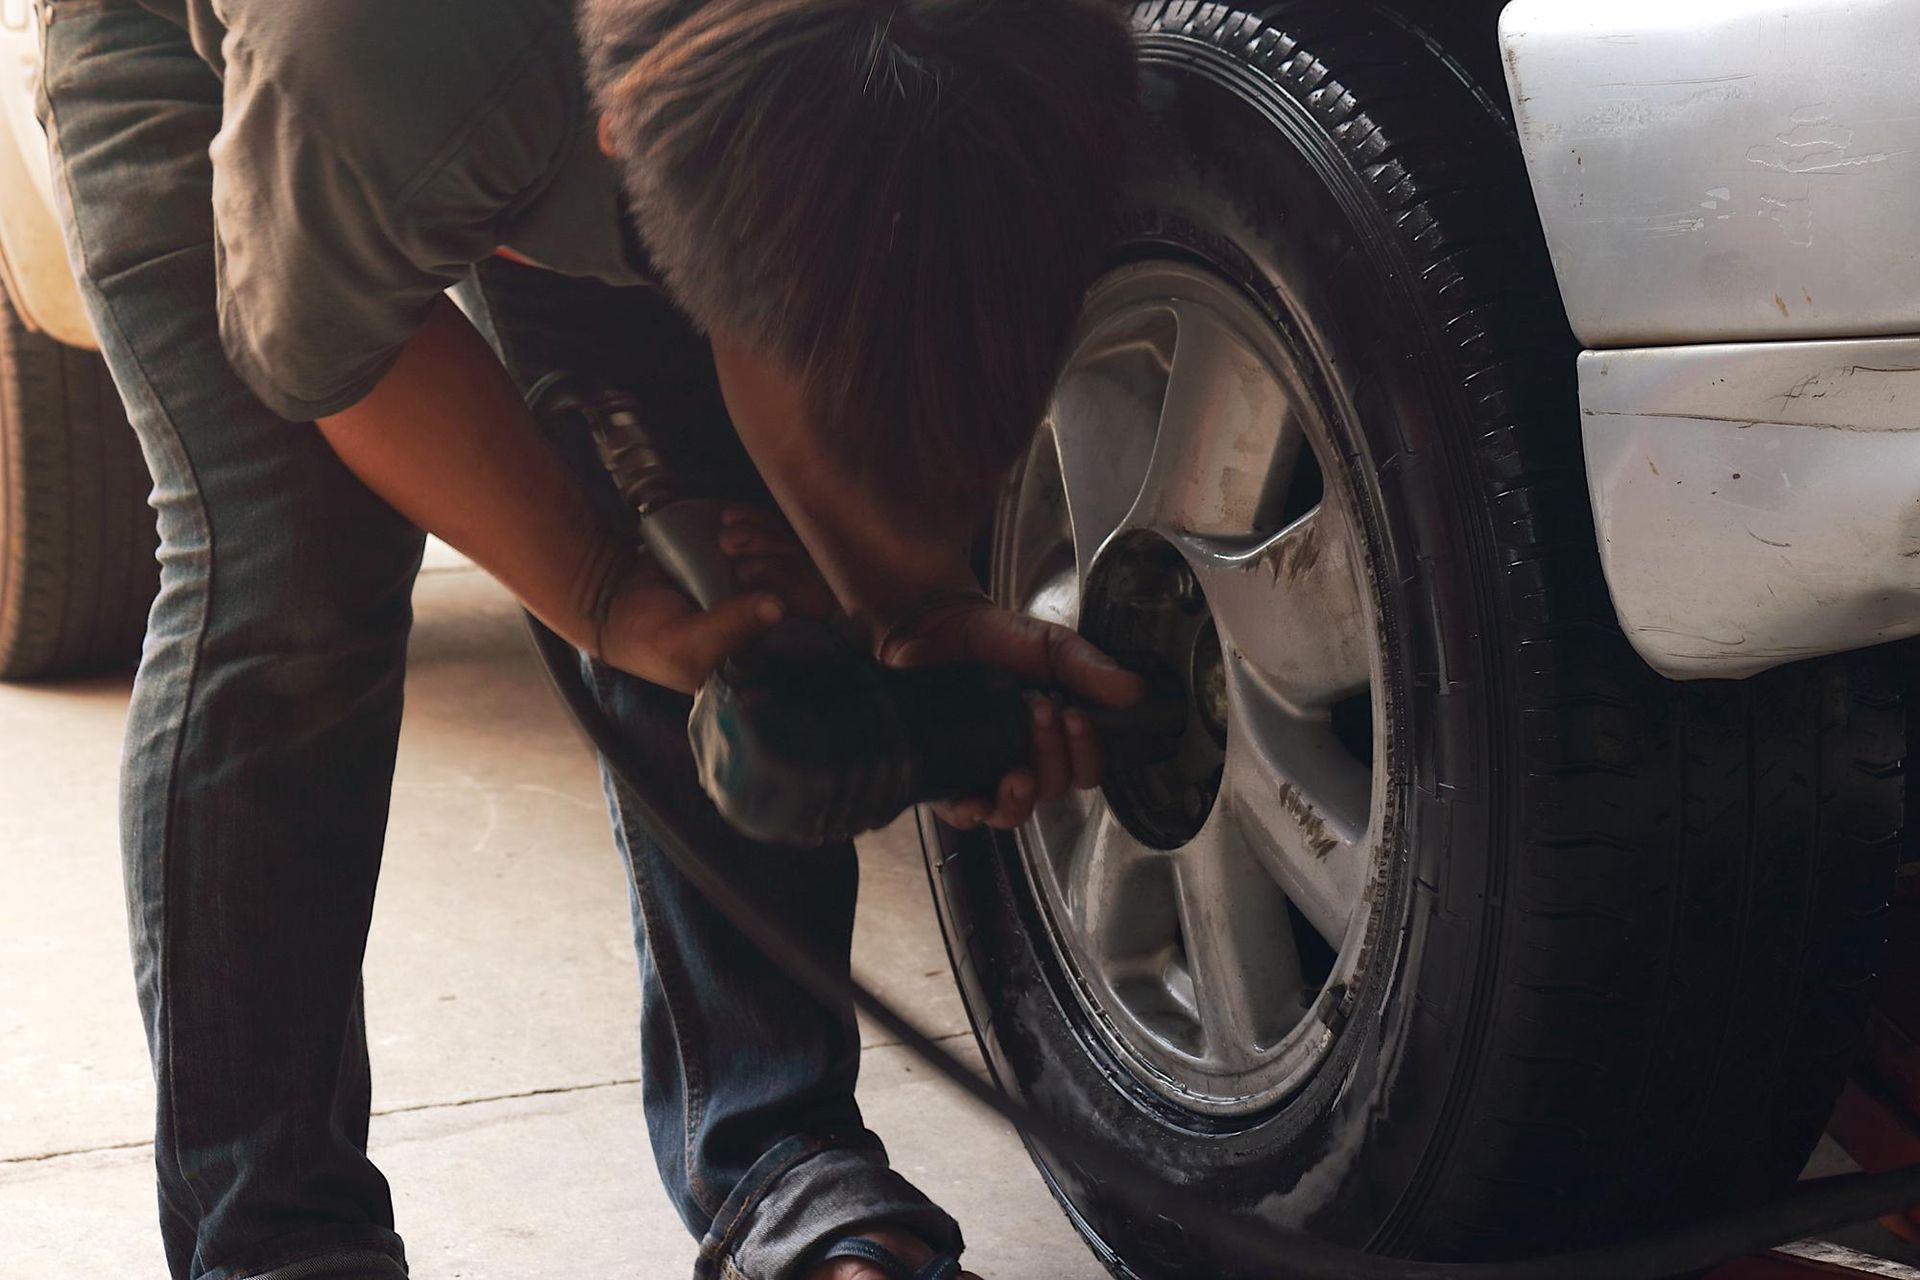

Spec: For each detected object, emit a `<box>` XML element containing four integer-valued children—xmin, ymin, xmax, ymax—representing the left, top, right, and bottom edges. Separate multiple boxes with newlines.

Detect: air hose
<box><xmin>524</xmin><ymin>612</ymin><xmax>1920</xmax><ymax>1280</ymax></box>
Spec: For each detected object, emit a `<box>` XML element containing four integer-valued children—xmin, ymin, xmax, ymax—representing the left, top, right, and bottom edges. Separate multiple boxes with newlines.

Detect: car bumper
<box><xmin>1502</xmin><ymin>0</ymin><xmax>1920</xmax><ymax>678</ymax></box>
<box><xmin>1582</xmin><ymin>338</ymin><xmax>1920</xmax><ymax>679</ymax></box>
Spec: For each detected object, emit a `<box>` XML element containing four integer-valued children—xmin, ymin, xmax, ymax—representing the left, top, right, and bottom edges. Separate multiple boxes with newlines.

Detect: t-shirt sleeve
<box><xmin>206</xmin><ymin>2</ymin><xmax>581</xmax><ymax>421</ymax></box>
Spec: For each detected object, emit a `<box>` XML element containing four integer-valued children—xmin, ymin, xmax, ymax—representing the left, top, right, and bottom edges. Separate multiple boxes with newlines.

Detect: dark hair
<box><xmin>582</xmin><ymin>0</ymin><xmax>1139</xmax><ymax>535</ymax></box>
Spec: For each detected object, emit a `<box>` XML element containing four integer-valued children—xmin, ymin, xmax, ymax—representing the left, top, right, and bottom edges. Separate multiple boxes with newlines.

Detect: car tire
<box><xmin>0</xmin><ymin>285</ymin><xmax>156</xmax><ymax>680</ymax></box>
<box><xmin>919</xmin><ymin>3</ymin><xmax>1909</xmax><ymax>1274</ymax></box>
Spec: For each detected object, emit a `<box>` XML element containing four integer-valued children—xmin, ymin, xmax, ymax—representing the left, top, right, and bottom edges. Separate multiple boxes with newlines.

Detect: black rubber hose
<box><xmin>526</xmin><ymin>614</ymin><xmax>1920</xmax><ymax>1280</ymax></box>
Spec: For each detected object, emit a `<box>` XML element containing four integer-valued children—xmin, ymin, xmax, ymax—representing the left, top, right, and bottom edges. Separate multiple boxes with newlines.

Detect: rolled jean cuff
<box><xmin>696</xmin><ymin>1131</ymin><xmax>964</xmax><ymax>1280</ymax></box>
<box><xmin>210</xmin><ymin>1229</ymin><xmax>407</xmax><ymax>1280</ymax></box>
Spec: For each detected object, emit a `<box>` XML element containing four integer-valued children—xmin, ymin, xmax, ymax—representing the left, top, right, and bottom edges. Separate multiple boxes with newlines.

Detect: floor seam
<box><xmin>6</xmin><ymin>1039</ymin><xmax>984</xmax><ymax>1166</ymax></box>
<box><xmin>1</xmin><ymin>1076</ymin><xmax>647</xmax><ymax>1167</ymax></box>
<box><xmin>370</xmin><ymin>1075</ymin><xmax>643</xmax><ymax>1118</ymax></box>
<box><xmin>859</xmin><ymin>1031</ymin><xmax>975</xmax><ymax>1051</ymax></box>
<box><xmin>0</xmin><ymin>1137</ymin><xmax>150</xmax><ymax>1166</ymax></box>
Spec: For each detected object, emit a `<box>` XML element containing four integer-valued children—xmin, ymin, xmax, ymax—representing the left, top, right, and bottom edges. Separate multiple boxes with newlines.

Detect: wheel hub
<box><xmin>1081</xmin><ymin>530</ymin><xmax>1225</xmax><ymax>849</ymax></box>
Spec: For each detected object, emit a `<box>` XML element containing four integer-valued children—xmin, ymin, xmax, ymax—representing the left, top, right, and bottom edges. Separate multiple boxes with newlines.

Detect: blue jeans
<box><xmin>36</xmin><ymin>4</ymin><xmax>961</xmax><ymax>1278</ymax></box>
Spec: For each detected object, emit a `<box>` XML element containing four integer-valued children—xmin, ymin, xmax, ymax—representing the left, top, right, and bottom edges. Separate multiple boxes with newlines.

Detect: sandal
<box><xmin>815</xmin><ymin>1236</ymin><xmax>963</xmax><ymax>1280</ymax></box>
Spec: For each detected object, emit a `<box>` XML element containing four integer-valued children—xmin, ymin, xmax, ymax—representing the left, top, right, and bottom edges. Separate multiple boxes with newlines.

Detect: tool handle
<box><xmin>638</xmin><ymin>498</ymin><xmax>738</xmax><ymax>612</ymax></box>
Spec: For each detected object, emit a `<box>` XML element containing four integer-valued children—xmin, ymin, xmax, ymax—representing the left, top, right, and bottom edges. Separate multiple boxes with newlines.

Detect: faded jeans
<box><xmin>36</xmin><ymin>3</ymin><xmax>961</xmax><ymax>1277</ymax></box>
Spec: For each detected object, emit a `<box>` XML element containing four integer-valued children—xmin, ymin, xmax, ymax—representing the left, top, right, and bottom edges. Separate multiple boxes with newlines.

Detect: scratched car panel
<box><xmin>1581</xmin><ymin>339</ymin><xmax>1920</xmax><ymax>677</ymax></box>
<box><xmin>1499</xmin><ymin>0</ymin><xmax>1920</xmax><ymax>679</ymax></box>
<box><xmin>1500</xmin><ymin>0</ymin><xmax>1920</xmax><ymax>348</ymax></box>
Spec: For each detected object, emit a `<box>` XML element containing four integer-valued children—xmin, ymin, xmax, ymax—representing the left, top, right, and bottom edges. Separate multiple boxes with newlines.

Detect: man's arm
<box><xmin>316</xmin><ymin>299</ymin><xmax>783</xmax><ymax>694</ymax></box>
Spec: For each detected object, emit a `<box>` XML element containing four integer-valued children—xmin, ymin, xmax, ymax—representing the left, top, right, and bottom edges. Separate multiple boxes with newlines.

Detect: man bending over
<box><xmin>39</xmin><ymin>0</ymin><xmax>1137</xmax><ymax>1276</ymax></box>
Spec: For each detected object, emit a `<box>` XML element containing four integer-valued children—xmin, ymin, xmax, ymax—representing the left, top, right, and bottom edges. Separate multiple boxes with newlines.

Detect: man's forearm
<box><xmin>317</xmin><ymin>298</ymin><xmax>627</xmax><ymax>653</ymax></box>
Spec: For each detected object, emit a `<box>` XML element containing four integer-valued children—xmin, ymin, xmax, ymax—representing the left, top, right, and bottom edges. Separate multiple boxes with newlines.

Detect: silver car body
<box><xmin>1502</xmin><ymin>0</ymin><xmax>1920</xmax><ymax>678</ymax></box>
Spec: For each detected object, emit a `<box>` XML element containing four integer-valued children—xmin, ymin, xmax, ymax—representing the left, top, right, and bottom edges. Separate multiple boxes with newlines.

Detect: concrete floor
<box><xmin>0</xmin><ymin>547</ymin><xmax>1106</xmax><ymax>1278</ymax></box>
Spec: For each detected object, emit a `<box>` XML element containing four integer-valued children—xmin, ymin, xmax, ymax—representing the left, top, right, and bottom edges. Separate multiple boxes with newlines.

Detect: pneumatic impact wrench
<box><xmin>530</xmin><ymin>372</ymin><xmax>1185</xmax><ymax>846</ymax></box>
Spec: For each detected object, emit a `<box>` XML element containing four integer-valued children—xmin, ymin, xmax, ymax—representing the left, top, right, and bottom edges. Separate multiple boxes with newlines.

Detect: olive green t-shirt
<box><xmin>132</xmin><ymin>0</ymin><xmax>650</xmax><ymax>420</ymax></box>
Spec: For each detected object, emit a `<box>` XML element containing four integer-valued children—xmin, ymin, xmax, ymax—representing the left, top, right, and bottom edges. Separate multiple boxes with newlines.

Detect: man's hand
<box><xmin>603</xmin><ymin>503</ymin><xmax>846</xmax><ymax>694</ymax></box>
<box><xmin>598</xmin><ymin>557</ymin><xmax>785</xmax><ymax>695</ymax></box>
<box><xmin>882</xmin><ymin>594</ymin><xmax>1145</xmax><ymax>831</ymax></box>
<box><xmin>716</xmin><ymin>503</ymin><xmax>842</xmax><ymax>622</ymax></box>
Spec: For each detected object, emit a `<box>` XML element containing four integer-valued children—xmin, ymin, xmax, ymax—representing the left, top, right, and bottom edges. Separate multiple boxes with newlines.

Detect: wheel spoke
<box><xmin>1178</xmin><ymin>501</ymin><xmax>1371</xmax><ymax>713</ymax></box>
<box><xmin>1023</xmin><ymin>563</ymin><xmax>1079</xmax><ymax>630</ymax></box>
<box><xmin>1173</xmin><ymin>816</ymin><xmax>1304</xmax><ymax>1071</ymax></box>
<box><xmin>1223</xmin><ymin>688</ymin><xmax>1372</xmax><ymax>947</ymax></box>
<box><xmin>1059</xmin><ymin>799</ymin><xmax>1167</xmax><ymax>975</ymax></box>
<box><xmin>1126</xmin><ymin>299</ymin><xmax>1307</xmax><ymax>540</ymax></box>
<box><xmin>1048</xmin><ymin>337</ymin><xmax>1165</xmax><ymax>582</ymax></box>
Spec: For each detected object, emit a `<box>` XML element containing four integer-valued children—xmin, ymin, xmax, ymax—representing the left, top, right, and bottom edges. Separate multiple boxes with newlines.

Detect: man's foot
<box><xmin>805</xmin><ymin>1225</ymin><xmax>982</xmax><ymax>1280</ymax></box>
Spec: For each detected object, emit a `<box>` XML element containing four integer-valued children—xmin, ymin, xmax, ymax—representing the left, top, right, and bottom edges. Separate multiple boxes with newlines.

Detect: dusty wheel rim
<box><xmin>994</xmin><ymin>262</ymin><xmax>1396</xmax><ymax>1117</ymax></box>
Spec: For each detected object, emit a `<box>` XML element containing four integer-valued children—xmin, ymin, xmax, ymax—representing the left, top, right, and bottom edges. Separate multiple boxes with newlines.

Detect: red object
<box><xmin>1827</xmin><ymin>898</ymin><xmax>1920</xmax><ymax>1243</ymax></box>
<box><xmin>1828</xmin><ymin>1076</ymin><xmax>1920</xmax><ymax>1245</ymax></box>
<box><xmin>1708</xmin><ymin>895</ymin><xmax>1920</xmax><ymax>1275</ymax></box>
